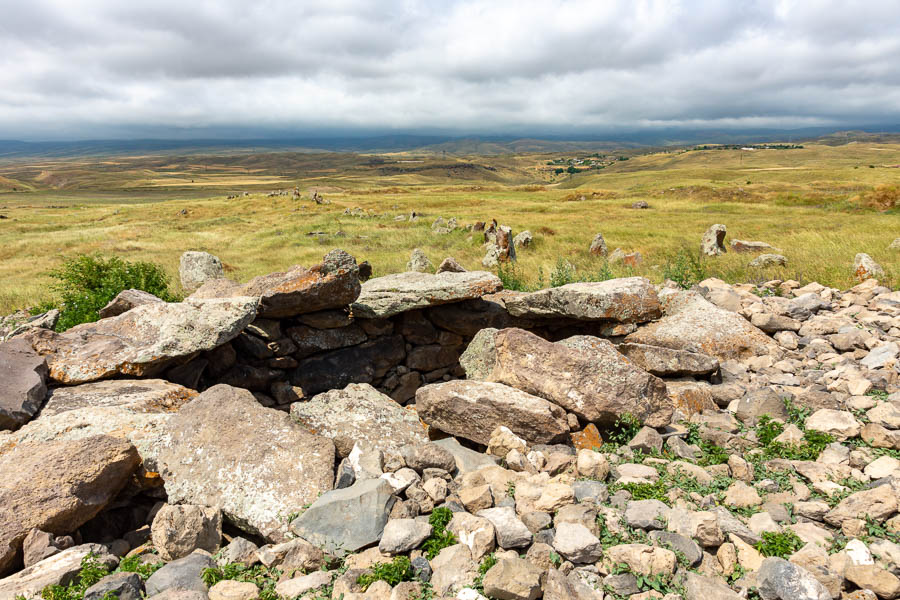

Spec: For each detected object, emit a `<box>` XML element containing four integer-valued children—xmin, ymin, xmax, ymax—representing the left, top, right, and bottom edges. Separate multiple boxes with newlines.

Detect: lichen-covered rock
<box><xmin>29</xmin><ymin>297</ymin><xmax>258</xmax><ymax>384</ymax></box>
<box><xmin>701</xmin><ymin>224</ymin><xmax>727</xmax><ymax>256</ymax></box>
<box><xmin>157</xmin><ymin>384</ymin><xmax>335</xmax><ymax>542</ymax></box>
<box><xmin>179</xmin><ymin>251</ymin><xmax>225</xmax><ymax>293</ymax></box>
<box><xmin>416</xmin><ymin>380</ymin><xmax>570</xmax><ymax>445</ymax></box>
<box><xmin>0</xmin><ymin>379</ymin><xmax>196</xmax><ymax>472</ymax></box>
<box><xmin>0</xmin><ymin>337</ymin><xmax>48</xmax><ymax>430</ymax></box>
<box><xmin>290</xmin><ymin>479</ymin><xmax>394</xmax><ymax>555</ymax></box>
<box><xmin>0</xmin><ymin>436</ymin><xmax>139</xmax><ymax>575</ymax></box>
<box><xmin>460</xmin><ymin>328</ymin><xmax>672</xmax><ymax>427</ymax></box>
<box><xmin>502</xmin><ymin>277</ymin><xmax>661</xmax><ymax>323</ymax></box>
<box><xmin>855</xmin><ymin>253</ymin><xmax>884</xmax><ymax>281</ymax></box>
<box><xmin>289</xmin><ymin>383</ymin><xmax>427</xmax><ymax>457</ymax></box>
<box><xmin>756</xmin><ymin>556</ymin><xmax>831</xmax><ymax>600</ymax></box>
<box><xmin>617</xmin><ymin>342</ymin><xmax>719</xmax><ymax>377</ymax></box>
<box><xmin>625</xmin><ymin>290</ymin><xmax>779</xmax><ymax>360</ymax></box>
<box><xmin>150</xmin><ymin>504</ymin><xmax>222</xmax><ymax>561</ymax></box>
<box><xmin>191</xmin><ymin>250</ymin><xmax>361</xmax><ymax>318</ymax></box>
<box><xmin>351</xmin><ymin>271</ymin><xmax>503</xmax><ymax>319</ymax></box>
<box><xmin>0</xmin><ymin>544</ymin><xmax>118</xmax><ymax>600</ymax></box>
<box><xmin>98</xmin><ymin>289</ymin><xmax>164</xmax><ymax>319</ymax></box>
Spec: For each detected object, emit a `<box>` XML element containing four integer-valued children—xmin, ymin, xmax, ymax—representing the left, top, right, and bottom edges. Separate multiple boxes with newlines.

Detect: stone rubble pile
<box><xmin>2</xmin><ymin>249</ymin><xmax>900</xmax><ymax>599</ymax></box>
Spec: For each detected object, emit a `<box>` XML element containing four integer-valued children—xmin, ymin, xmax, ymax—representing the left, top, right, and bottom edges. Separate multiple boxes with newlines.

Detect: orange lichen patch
<box><xmin>571</xmin><ymin>423</ymin><xmax>603</xmax><ymax>451</ymax></box>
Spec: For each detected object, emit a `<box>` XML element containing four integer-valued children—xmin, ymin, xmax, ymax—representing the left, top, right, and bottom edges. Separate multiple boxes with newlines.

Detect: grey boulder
<box><xmin>290</xmin><ymin>478</ymin><xmax>395</xmax><ymax>555</ymax></box>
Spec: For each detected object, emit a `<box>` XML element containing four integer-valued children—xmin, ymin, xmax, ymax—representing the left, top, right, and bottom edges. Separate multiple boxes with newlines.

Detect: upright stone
<box><xmin>180</xmin><ymin>251</ymin><xmax>225</xmax><ymax>293</ymax></box>
<box><xmin>701</xmin><ymin>224</ymin><xmax>727</xmax><ymax>256</ymax></box>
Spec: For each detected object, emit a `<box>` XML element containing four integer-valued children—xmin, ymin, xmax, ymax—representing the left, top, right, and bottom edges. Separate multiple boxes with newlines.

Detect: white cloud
<box><xmin>0</xmin><ymin>0</ymin><xmax>898</xmax><ymax>139</ymax></box>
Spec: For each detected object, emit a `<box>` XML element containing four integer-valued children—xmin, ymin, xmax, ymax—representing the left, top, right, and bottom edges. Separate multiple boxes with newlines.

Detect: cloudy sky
<box><xmin>1</xmin><ymin>0</ymin><xmax>899</xmax><ymax>141</ymax></box>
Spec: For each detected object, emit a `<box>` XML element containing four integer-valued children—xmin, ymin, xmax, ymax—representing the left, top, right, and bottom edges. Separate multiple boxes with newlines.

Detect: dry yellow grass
<box><xmin>1</xmin><ymin>142</ymin><xmax>899</xmax><ymax>313</ymax></box>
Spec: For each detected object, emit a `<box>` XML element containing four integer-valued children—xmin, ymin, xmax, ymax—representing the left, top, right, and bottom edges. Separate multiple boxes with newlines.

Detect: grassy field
<box><xmin>1</xmin><ymin>142</ymin><xmax>899</xmax><ymax>313</ymax></box>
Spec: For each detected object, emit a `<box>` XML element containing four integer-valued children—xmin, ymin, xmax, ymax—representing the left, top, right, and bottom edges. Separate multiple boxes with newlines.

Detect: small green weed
<box><xmin>755</xmin><ymin>530</ymin><xmax>805</xmax><ymax>558</ymax></box>
<box><xmin>357</xmin><ymin>556</ymin><xmax>414</xmax><ymax>591</ymax></box>
<box><xmin>422</xmin><ymin>507</ymin><xmax>457</xmax><ymax>559</ymax></box>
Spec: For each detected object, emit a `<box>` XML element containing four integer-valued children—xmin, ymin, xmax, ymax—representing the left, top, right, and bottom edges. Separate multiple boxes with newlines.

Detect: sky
<box><xmin>1</xmin><ymin>0</ymin><xmax>899</xmax><ymax>141</ymax></box>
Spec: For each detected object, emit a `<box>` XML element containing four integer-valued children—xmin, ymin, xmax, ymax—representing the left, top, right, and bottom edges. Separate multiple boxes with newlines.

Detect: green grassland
<box><xmin>1</xmin><ymin>142</ymin><xmax>899</xmax><ymax>313</ymax></box>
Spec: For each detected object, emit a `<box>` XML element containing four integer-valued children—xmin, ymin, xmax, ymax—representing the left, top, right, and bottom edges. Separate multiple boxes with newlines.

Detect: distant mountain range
<box><xmin>1</xmin><ymin>127</ymin><xmax>898</xmax><ymax>159</ymax></box>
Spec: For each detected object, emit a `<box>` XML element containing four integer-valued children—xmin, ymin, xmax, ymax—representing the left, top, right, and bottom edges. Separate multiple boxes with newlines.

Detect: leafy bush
<box><xmin>40</xmin><ymin>553</ymin><xmax>110</xmax><ymax>600</ymax></box>
<box><xmin>497</xmin><ymin>262</ymin><xmax>530</xmax><ymax>291</ymax></box>
<box><xmin>422</xmin><ymin>507</ymin><xmax>457</xmax><ymax>559</ymax></box>
<box><xmin>201</xmin><ymin>564</ymin><xmax>280</xmax><ymax>600</ymax></box>
<box><xmin>606</xmin><ymin>413</ymin><xmax>643</xmax><ymax>446</ymax></box>
<box><xmin>550</xmin><ymin>258</ymin><xmax>577</xmax><ymax>287</ymax></box>
<box><xmin>663</xmin><ymin>247</ymin><xmax>707</xmax><ymax>289</ymax></box>
<box><xmin>357</xmin><ymin>556</ymin><xmax>414</xmax><ymax>590</ymax></box>
<box><xmin>47</xmin><ymin>254</ymin><xmax>179</xmax><ymax>331</ymax></box>
<box><xmin>755</xmin><ymin>530</ymin><xmax>804</xmax><ymax>557</ymax></box>
<box><xmin>116</xmin><ymin>554</ymin><xmax>163</xmax><ymax>580</ymax></box>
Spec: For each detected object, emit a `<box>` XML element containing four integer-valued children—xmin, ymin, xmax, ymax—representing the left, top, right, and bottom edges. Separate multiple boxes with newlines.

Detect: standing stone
<box><xmin>180</xmin><ymin>251</ymin><xmax>225</xmax><ymax>293</ymax></box>
<box><xmin>589</xmin><ymin>233</ymin><xmax>608</xmax><ymax>256</ymax></box>
<box><xmin>855</xmin><ymin>253</ymin><xmax>885</xmax><ymax>281</ymax></box>
<box><xmin>513</xmin><ymin>231</ymin><xmax>533</xmax><ymax>249</ymax></box>
<box><xmin>0</xmin><ymin>338</ymin><xmax>48</xmax><ymax>430</ymax></box>
<box><xmin>290</xmin><ymin>383</ymin><xmax>427</xmax><ymax>457</ymax></box>
<box><xmin>407</xmin><ymin>249</ymin><xmax>434</xmax><ymax>273</ymax></box>
<box><xmin>701</xmin><ymin>224</ymin><xmax>727</xmax><ymax>256</ymax></box>
<box><xmin>157</xmin><ymin>385</ymin><xmax>335</xmax><ymax>542</ymax></box>
<box><xmin>290</xmin><ymin>479</ymin><xmax>395</xmax><ymax>555</ymax></box>
<box><xmin>436</xmin><ymin>257</ymin><xmax>467</xmax><ymax>273</ymax></box>
<box><xmin>0</xmin><ymin>436</ymin><xmax>139</xmax><ymax>575</ymax></box>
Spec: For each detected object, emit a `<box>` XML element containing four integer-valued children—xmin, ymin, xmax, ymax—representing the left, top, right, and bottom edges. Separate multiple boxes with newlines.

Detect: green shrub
<box><xmin>40</xmin><ymin>553</ymin><xmax>110</xmax><ymax>600</ymax></box>
<box><xmin>755</xmin><ymin>530</ymin><xmax>804</xmax><ymax>557</ymax></box>
<box><xmin>606</xmin><ymin>413</ymin><xmax>643</xmax><ymax>446</ymax></box>
<box><xmin>497</xmin><ymin>262</ymin><xmax>530</xmax><ymax>291</ymax></box>
<box><xmin>663</xmin><ymin>247</ymin><xmax>707</xmax><ymax>289</ymax></box>
<box><xmin>47</xmin><ymin>254</ymin><xmax>179</xmax><ymax>331</ymax></box>
<box><xmin>200</xmin><ymin>564</ymin><xmax>280</xmax><ymax>600</ymax></box>
<box><xmin>115</xmin><ymin>554</ymin><xmax>163</xmax><ymax>580</ymax></box>
<box><xmin>357</xmin><ymin>556</ymin><xmax>414</xmax><ymax>590</ymax></box>
<box><xmin>422</xmin><ymin>507</ymin><xmax>457</xmax><ymax>559</ymax></box>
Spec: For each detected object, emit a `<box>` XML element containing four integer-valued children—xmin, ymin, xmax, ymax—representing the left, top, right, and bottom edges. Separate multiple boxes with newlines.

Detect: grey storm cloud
<box><xmin>0</xmin><ymin>0</ymin><xmax>899</xmax><ymax>140</ymax></box>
